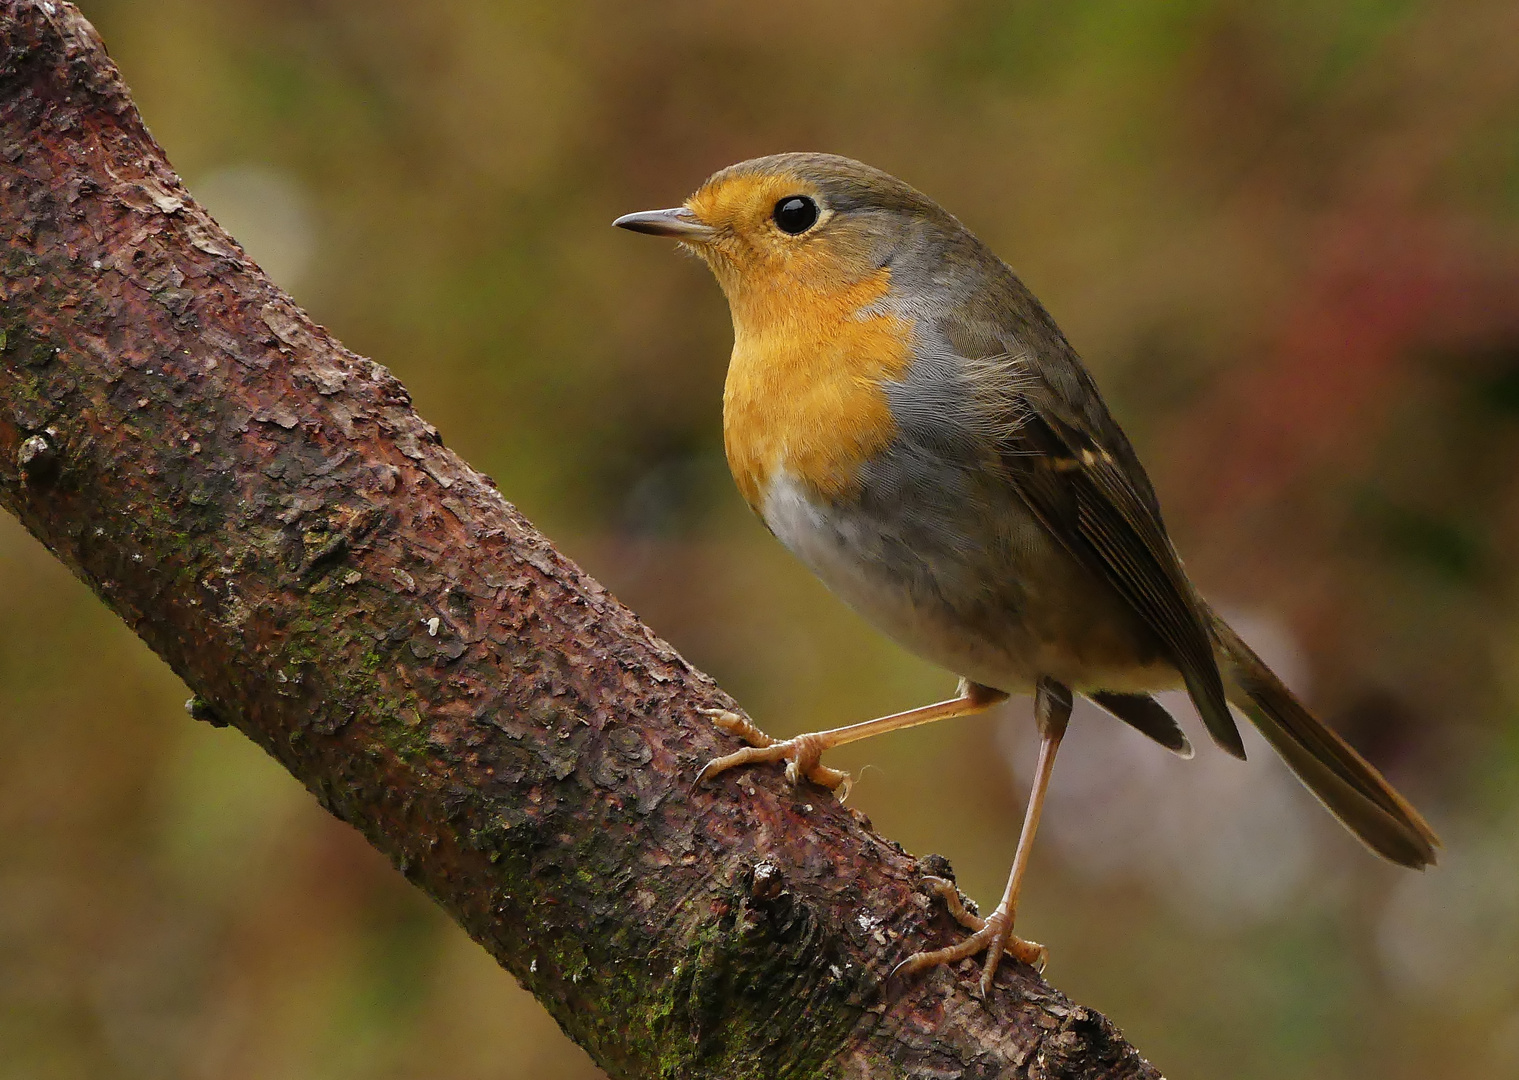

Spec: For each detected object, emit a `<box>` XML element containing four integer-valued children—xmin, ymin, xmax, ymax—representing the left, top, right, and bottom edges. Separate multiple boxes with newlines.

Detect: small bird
<box><xmin>614</xmin><ymin>153</ymin><xmax>1439</xmax><ymax>996</ymax></box>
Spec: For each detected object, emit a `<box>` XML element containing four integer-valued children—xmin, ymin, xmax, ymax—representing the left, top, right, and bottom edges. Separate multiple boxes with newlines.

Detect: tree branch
<box><xmin>0</xmin><ymin>4</ymin><xmax>1159</xmax><ymax>1077</ymax></box>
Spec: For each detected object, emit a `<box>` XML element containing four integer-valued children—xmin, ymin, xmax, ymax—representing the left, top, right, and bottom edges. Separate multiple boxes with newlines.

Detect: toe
<box><xmin>1010</xmin><ymin>936</ymin><xmax>1047</xmax><ymax>973</ymax></box>
<box><xmin>697</xmin><ymin>742</ymin><xmax>784</xmax><ymax>785</ymax></box>
<box><xmin>922</xmin><ymin>877</ymin><xmax>984</xmax><ymax>931</ymax></box>
<box><xmin>699</xmin><ymin>708</ymin><xmax>776</xmax><ymax>748</ymax></box>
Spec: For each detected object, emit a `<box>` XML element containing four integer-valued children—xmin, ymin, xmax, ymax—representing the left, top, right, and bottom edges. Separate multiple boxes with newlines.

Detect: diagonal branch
<box><xmin>0</xmin><ymin>4</ymin><xmax>1159</xmax><ymax>1077</ymax></box>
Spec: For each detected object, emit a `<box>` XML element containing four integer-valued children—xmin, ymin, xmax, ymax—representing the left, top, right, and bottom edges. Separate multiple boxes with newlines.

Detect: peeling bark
<box><xmin>0</xmin><ymin>4</ymin><xmax>1161</xmax><ymax>1077</ymax></box>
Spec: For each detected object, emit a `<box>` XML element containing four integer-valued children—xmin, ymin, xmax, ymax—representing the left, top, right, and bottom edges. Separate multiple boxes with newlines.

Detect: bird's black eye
<box><xmin>773</xmin><ymin>195</ymin><xmax>819</xmax><ymax>235</ymax></box>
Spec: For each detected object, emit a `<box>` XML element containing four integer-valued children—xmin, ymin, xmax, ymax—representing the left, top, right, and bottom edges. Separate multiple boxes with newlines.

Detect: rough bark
<box><xmin>0</xmin><ymin>4</ymin><xmax>1160</xmax><ymax>1077</ymax></box>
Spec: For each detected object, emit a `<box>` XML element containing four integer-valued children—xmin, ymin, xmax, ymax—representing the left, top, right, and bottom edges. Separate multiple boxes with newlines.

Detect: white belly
<box><xmin>759</xmin><ymin>472</ymin><xmax>1032</xmax><ymax>690</ymax></box>
<box><xmin>759</xmin><ymin>470</ymin><xmax>1181</xmax><ymax>696</ymax></box>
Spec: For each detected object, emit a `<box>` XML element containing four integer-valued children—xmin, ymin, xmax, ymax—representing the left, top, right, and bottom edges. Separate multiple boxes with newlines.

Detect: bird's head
<box><xmin>615</xmin><ymin>153</ymin><xmax>961</xmax><ymax>328</ymax></box>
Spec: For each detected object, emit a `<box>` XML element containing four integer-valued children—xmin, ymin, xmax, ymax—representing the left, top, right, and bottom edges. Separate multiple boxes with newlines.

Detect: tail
<box><xmin>1209</xmin><ymin>612</ymin><xmax>1440</xmax><ymax>869</ymax></box>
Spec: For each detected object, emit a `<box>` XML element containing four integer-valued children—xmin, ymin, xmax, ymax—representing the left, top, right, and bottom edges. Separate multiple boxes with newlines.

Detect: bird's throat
<box><xmin>720</xmin><ymin>266</ymin><xmax>913</xmax><ymax>511</ymax></box>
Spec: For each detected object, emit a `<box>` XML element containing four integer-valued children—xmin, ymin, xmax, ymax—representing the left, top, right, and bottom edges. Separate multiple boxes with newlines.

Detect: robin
<box><xmin>614</xmin><ymin>153</ymin><xmax>1439</xmax><ymax>996</ymax></box>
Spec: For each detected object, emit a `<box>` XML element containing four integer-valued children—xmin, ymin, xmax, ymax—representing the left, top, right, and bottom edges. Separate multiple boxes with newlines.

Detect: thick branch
<box><xmin>0</xmin><ymin>5</ymin><xmax>1158</xmax><ymax>1077</ymax></box>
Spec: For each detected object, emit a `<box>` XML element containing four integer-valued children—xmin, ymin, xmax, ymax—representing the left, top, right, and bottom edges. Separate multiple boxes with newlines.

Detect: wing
<box><xmin>927</xmin><ymin>288</ymin><xmax>1243</xmax><ymax>757</ymax></box>
<box><xmin>998</xmin><ymin>390</ymin><xmax>1243</xmax><ymax>757</ymax></box>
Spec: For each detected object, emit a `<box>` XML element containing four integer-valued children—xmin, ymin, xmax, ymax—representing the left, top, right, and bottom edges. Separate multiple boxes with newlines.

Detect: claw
<box><xmin>694</xmin><ymin>709</ymin><xmax>851</xmax><ymax>796</ymax></box>
<box><xmin>890</xmin><ymin>879</ymin><xmax>1046</xmax><ymax>994</ymax></box>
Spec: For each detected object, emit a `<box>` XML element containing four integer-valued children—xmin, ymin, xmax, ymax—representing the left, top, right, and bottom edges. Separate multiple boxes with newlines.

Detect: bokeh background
<box><xmin>5</xmin><ymin>1</ymin><xmax>1519</xmax><ymax>1076</ymax></box>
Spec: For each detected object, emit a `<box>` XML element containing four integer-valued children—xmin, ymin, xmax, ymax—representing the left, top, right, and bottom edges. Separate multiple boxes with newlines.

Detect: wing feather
<box><xmin>996</xmin><ymin>392</ymin><xmax>1243</xmax><ymax>757</ymax></box>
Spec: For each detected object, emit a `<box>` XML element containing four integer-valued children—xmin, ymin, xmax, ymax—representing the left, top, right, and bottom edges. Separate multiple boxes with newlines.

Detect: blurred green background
<box><xmin>5</xmin><ymin>1</ymin><xmax>1519</xmax><ymax>1076</ymax></box>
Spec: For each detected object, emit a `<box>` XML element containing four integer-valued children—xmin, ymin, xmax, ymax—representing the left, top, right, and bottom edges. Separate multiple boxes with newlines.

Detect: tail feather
<box><xmin>1210</xmin><ymin>614</ymin><xmax>1440</xmax><ymax>869</ymax></box>
<box><xmin>1090</xmin><ymin>691</ymin><xmax>1194</xmax><ymax>758</ymax></box>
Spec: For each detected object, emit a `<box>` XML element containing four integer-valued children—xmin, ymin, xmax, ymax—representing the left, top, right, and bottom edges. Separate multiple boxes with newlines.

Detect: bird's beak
<box><xmin>612</xmin><ymin>206</ymin><xmax>716</xmax><ymax>242</ymax></box>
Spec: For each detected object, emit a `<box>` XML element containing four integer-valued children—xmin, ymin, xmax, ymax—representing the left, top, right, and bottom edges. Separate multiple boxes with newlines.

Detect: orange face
<box><xmin>684</xmin><ymin>170</ymin><xmax>830</xmax><ymax>293</ymax></box>
<box><xmin>675</xmin><ymin>167</ymin><xmax>914</xmax><ymax>509</ymax></box>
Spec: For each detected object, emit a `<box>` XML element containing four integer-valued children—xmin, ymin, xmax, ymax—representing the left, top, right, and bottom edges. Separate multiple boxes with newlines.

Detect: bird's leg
<box><xmin>893</xmin><ymin>677</ymin><xmax>1072</xmax><ymax>996</ymax></box>
<box><xmin>697</xmin><ymin>679</ymin><xmax>1009</xmax><ymax>799</ymax></box>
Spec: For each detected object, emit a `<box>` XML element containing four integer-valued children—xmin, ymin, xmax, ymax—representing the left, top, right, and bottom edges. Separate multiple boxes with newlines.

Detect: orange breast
<box><xmin>722</xmin><ymin>267</ymin><xmax>913</xmax><ymax>511</ymax></box>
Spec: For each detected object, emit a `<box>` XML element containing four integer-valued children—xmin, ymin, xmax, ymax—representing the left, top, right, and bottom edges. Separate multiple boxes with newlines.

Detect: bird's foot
<box><xmin>892</xmin><ymin>876</ymin><xmax>1046</xmax><ymax>996</ymax></box>
<box><xmin>696</xmin><ymin>709</ymin><xmax>852</xmax><ymax>797</ymax></box>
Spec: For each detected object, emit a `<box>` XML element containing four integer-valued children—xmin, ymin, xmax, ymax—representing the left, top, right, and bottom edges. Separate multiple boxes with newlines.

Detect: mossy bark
<box><xmin>0</xmin><ymin>4</ymin><xmax>1160</xmax><ymax>1077</ymax></box>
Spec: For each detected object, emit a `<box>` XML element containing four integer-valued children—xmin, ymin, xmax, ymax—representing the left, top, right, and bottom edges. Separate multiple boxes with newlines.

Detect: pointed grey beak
<box><xmin>612</xmin><ymin>206</ymin><xmax>716</xmax><ymax>241</ymax></box>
